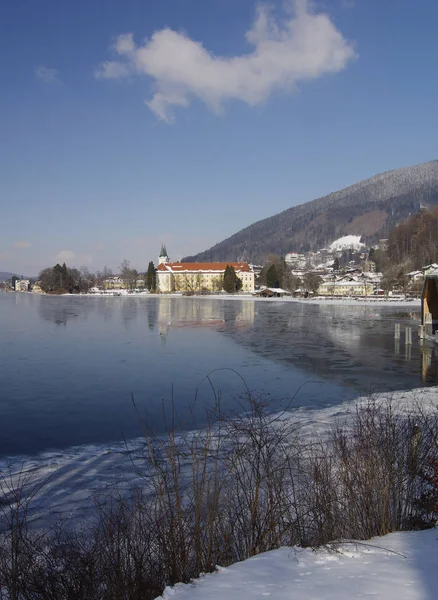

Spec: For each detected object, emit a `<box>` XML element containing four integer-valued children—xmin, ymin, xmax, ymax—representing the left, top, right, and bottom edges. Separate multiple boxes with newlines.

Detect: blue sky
<box><xmin>2</xmin><ymin>0</ymin><xmax>438</xmax><ymax>275</ymax></box>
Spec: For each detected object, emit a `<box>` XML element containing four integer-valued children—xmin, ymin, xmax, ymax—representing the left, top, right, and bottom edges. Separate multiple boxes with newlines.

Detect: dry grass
<box><xmin>0</xmin><ymin>393</ymin><xmax>437</xmax><ymax>599</ymax></box>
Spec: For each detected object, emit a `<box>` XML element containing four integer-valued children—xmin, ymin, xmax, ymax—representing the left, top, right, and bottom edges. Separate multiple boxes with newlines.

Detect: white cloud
<box><xmin>13</xmin><ymin>241</ymin><xmax>31</xmax><ymax>249</ymax></box>
<box><xmin>55</xmin><ymin>250</ymin><xmax>93</xmax><ymax>267</ymax></box>
<box><xmin>35</xmin><ymin>65</ymin><xmax>59</xmax><ymax>84</ymax></box>
<box><xmin>95</xmin><ymin>61</ymin><xmax>131</xmax><ymax>80</ymax></box>
<box><xmin>95</xmin><ymin>0</ymin><xmax>356</xmax><ymax>123</ymax></box>
<box><xmin>56</xmin><ymin>250</ymin><xmax>76</xmax><ymax>263</ymax></box>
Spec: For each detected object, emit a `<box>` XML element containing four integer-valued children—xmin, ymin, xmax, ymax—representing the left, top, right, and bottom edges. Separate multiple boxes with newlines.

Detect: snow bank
<box><xmin>157</xmin><ymin>529</ymin><xmax>438</xmax><ymax>600</ymax></box>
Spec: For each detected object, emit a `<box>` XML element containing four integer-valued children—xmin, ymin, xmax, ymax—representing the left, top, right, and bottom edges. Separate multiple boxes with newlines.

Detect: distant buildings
<box><xmin>32</xmin><ymin>282</ymin><xmax>43</xmax><ymax>294</ymax></box>
<box><xmin>15</xmin><ymin>279</ymin><xmax>30</xmax><ymax>292</ymax></box>
<box><xmin>285</xmin><ymin>252</ymin><xmax>306</xmax><ymax>269</ymax></box>
<box><xmin>103</xmin><ymin>276</ymin><xmax>145</xmax><ymax>290</ymax></box>
<box><xmin>156</xmin><ymin>245</ymin><xmax>255</xmax><ymax>293</ymax></box>
<box><xmin>318</xmin><ymin>277</ymin><xmax>374</xmax><ymax>297</ymax></box>
<box><xmin>254</xmin><ymin>287</ymin><xmax>291</xmax><ymax>298</ymax></box>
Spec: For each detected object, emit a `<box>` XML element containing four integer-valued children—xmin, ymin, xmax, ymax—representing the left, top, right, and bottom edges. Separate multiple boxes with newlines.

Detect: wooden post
<box><xmin>395</xmin><ymin>323</ymin><xmax>401</xmax><ymax>339</ymax></box>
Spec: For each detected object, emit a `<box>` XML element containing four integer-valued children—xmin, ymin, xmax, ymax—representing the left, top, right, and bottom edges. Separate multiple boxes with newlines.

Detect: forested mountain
<box><xmin>183</xmin><ymin>161</ymin><xmax>438</xmax><ymax>263</ymax></box>
<box><xmin>387</xmin><ymin>205</ymin><xmax>438</xmax><ymax>269</ymax></box>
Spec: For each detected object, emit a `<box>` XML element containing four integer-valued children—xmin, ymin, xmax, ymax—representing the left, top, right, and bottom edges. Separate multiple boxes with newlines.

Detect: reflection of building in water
<box><xmin>156</xmin><ymin>297</ymin><xmax>255</xmax><ymax>342</ymax></box>
<box><xmin>420</xmin><ymin>344</ymin><xmax>438</xmax><ymax>384</ymax></box>
<box><xmin>235</xmin><ymin>301</ymin><xmax>255</xmax><ymax>328</ymax></box>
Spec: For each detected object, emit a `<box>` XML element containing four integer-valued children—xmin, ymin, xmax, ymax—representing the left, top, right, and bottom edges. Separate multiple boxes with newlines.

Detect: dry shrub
<box><xmin>0</xmin><ymin>393</ymin><xmax>437</xmax><ymax>599</ymax></box>
<box><xmin>298</xmin><ymin>398</ymin><xmax>438</xmax><ymax>546</ymax></box>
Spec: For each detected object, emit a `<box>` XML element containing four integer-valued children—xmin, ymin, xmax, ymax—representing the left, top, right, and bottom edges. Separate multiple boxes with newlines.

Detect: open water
<box><xmin>0</xmin><ymin>292</ymin><xmax>436</xmax><ymax>458</ymax></box>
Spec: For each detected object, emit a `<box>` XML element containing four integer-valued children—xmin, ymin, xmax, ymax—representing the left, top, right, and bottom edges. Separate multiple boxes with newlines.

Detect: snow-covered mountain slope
<box><xmin>157</xmin><ymin>529</ymin><xmax>438</xmax><ymax>600</ymax></box>
<box><xmin>183</xmin><ymin>161</ymin><xmax>438</xmax><ymax>263</ymax></box>
<box><xmin>329</xmin><ymin>235</ymin><xmax>365</xmax><ymax>252</ymax></box>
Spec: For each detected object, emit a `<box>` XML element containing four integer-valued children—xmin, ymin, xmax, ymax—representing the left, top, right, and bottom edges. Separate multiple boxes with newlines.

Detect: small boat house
<box><xmin>421</xmin><ymin>267</ymin><xmax>438</xmax><ymax>342</ymax></box>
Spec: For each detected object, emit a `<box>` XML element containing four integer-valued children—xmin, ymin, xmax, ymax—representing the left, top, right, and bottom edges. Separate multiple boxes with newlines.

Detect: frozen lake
<box><xmin>0</xmin><ymin>292</ymin><xmax>436</xmax><ymax>458</ymax></box>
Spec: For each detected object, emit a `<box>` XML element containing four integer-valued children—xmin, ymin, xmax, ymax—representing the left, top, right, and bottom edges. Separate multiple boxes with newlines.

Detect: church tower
<box><xmin>158</xmin><ymin>243</ymin><xmax>169</xmax><ymax>265</ymax></box>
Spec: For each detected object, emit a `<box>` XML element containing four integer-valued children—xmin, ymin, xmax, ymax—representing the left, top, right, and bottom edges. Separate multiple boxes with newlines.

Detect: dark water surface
<box><xmin>0</xmin><ymin>293</ymin><xmax>436</xmax><ymax>457</ymax></box>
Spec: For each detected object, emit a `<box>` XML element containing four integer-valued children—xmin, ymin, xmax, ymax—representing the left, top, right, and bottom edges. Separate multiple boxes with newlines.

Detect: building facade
<box><xmin>318</xmin><ymin>278</ymin><xmax>374</xmax><ymax>296</ymax></box>
<box><xmin>15</xmin><ymin>279</ymin><xmax>30</xmax><ymax>292</ymax></box>
<box><xmin>156</xmin><ymin>246</ymin><xmax>254</xmax><ymax>293</ymax></box>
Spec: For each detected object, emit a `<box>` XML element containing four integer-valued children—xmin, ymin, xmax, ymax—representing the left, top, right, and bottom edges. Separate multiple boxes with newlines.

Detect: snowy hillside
<box><xmin>157</xmin><ymin>529</ymin><xmax>438</xmax><ymax>600</ymax></box>
<box><xmin>329</xmin><ymin>235</ymin><xmax>365</xmax><ymax>252</ymax></box>
<box><xmin>183</xmin><ymin>160</ymin><xmax>438</xmax><ymax>262</ymax></box>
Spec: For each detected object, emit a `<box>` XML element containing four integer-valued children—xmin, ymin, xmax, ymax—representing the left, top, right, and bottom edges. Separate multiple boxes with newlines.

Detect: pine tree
<box><xmin>223</xmin><ymin>265</ymin><xmax>240</xmax><ymax>293</ymax></box>
<box><xmin>266</xmin><ymin>264</ymin><xmax>280</xmax><ymax>288</ymax></box>
<box><xmin>146</xmin><ymin>261</ymin><xmax>156</xmax><ymax>292</ymax></box>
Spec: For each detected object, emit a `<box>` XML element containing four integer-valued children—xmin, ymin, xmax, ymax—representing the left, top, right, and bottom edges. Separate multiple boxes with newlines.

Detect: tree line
<box><xmin>363</xmin><ymin>206</ymin><xmax>438</xmax><ymax>295</ymax></box>
<box><xmin>386</xmin><ymin>206</ymin><xmax>438</xmax><ymax>270</ymax></box>
<box><xmin>37</xmin><ymin>262</ymin><xmax>245</xmax><ymax>294</ymax></box>
<box><xmin>38</xmin><ymin>260</ymin><xmax>157</xmax><ymax>294</ymax></box>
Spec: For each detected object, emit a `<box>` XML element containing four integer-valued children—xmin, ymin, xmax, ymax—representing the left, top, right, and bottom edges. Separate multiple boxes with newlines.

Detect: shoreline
<box><xmin>1</xmin><ymin>385</ymin><xmax>436</xmax><ymax>528</ymax></box>
<box><xmin>29</xmin><ymin>291</ymin><xmax>421</xmax><ymax>308</ymax></box>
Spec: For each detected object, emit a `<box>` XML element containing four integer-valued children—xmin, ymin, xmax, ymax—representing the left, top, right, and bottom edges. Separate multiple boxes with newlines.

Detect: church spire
<box><xmin>158</xmin><ymin>243</ymin><xmax>169</xmax><ymax>265</ymax></box>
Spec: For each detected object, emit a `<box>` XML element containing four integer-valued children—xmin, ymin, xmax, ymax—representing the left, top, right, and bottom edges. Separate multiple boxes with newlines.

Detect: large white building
<box><xmin>156</xmin><ymin>245</ymin><xmax>255</xmax><ymax>293</ymax></box>
<box><xmin>318</xmin><ymin>275</ymin><xmax>374</xmax><ymax>296</ymax></box>
<box><xmin>15</xmin><ymin>279</ymin><xmax>30</xmax><ymax>292</ymax></box>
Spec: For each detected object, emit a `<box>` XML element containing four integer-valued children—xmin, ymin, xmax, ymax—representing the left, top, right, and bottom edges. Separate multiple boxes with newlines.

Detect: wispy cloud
<box><xmin>35</xmin><ymin>65</ymin><xmax>60</xmax><ymax>84</ymax></box>
<box><xmin>95</xmin><ymin>0</ymin><xmax>356</xmax><ymax>123</ymax></box>
<box><xmin>56</xmin><ymin>250</ymin><xmax>76</xmax><ymax>263</ymax></box>
<box><xmin>0</xmin><ymin>251</ymin><xmax>15</xmax><ymax>262</ymax></box>
<box><xmin>55</xmin><ymin>250</ymin><xmax>93</xmax><ymax>266</ymax></box>
<box><xmin>13</xmin><ymin>241</ymin><xmax>32</xmax><ymax>249</ymax></box>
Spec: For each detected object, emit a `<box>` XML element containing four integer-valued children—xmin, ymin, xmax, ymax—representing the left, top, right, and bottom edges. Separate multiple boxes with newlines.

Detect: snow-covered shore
<box><xmin>157</xmin><ymin>528</ymin><xmax>438</xmax><ymax>600</ymax></box>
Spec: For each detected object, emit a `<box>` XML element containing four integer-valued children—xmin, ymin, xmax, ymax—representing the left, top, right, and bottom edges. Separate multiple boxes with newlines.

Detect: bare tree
<box><xmin>120</xmin><ymin>259</ymin><xmax>138</xmax><ymax>291</ymax></box>
<box><xmin>95</xmin><ymin>266</ymin><xmax>113</xmax><ymax>289</ymax></box>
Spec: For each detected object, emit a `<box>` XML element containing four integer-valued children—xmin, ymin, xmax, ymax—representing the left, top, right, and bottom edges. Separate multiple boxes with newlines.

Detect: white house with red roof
<box><xmin>156</xmin><ymin>245</ymin><xmax>255</xmax><ymax>293</ymax></box>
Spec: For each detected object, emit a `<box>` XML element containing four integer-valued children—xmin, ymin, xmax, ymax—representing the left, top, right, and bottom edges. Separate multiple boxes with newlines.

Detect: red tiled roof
<box><xmin>157</xmin><ymin>262</ymin><xmax>252</xmax><ymax>273</ymax></box>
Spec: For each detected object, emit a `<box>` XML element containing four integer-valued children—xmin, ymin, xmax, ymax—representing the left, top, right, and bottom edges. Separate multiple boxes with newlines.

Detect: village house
<box><xmin>32</xmin><ymin>282</ymin><xmax>43</xmax><ymax>294</ymax></box>
<box><xmin>284</xmin><ymin>252</ymin><xmax>306</xmax><ymax>269</ymax></box>
<box><xmin>156</xmin><ymin>245</ymin><xmax>255</xmax><ymax>294</ymax></box>
<box><xmin>104</xmin><ymin>276</ymin><xmax>124</xmax><ymax>289</ymax></box>
<box><xmin>15</xmin><ymin>279</ymin><xmax>30</xmax><ymax>292</ymax></box>
<box><xmin>103</xmin><ymin>276</ymin><xmax>145</xmax><ymax>290</ymax></box>
<box><xmin>318</xmin><ymin>275</ymin><xmax>374</xmax><ymax>297</ymax></box>
<box><xmin>254</xmin><ymin>287</ymin><xmax>291</xmax><ymax>298</ymax></box>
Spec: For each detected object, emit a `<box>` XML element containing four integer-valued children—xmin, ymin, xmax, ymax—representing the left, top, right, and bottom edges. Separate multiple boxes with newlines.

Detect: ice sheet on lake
<box><xmin>1</xmin><ymin>386</ymin><xmax>437</xmax><ymax>530</ymax></box>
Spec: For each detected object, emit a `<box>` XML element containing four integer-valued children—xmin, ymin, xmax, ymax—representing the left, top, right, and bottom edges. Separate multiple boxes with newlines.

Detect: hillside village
<box><xmin>1</xmin><ymin>235</ymin><xmax>433</xmax><ymax>299</ymax></box>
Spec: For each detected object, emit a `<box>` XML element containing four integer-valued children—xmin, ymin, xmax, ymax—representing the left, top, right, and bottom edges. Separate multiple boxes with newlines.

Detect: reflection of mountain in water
<box><xmin>218</xmin><ymin>302</ymin><xmax>432</xmax><ymax>395</ymax></box>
